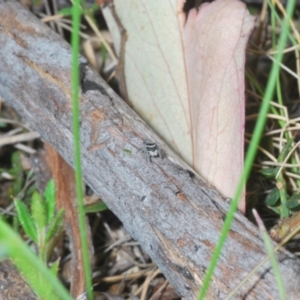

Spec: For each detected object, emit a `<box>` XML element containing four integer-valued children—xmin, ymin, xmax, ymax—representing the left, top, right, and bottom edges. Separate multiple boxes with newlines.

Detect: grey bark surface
<box><xmin>1</xmin><ymin>1</ymin><xmax>300</xmax><ymax>299</ymax></box>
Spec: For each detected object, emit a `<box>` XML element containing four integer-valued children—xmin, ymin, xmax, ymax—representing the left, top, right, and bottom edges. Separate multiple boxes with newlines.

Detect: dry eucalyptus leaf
<box><xmin>183</xmin><ymin>0</ymin><xmax>255</xmax><ymax>212</ymax></box>
<box><xmin>102</xmin><ymin>1</ymin><xmax>192</xmax><ymax>165</ymax></box>
<box><xmin>102</xmin><ymin>0</ymin><xmax>255</xmax><ymax>212</ymax></box>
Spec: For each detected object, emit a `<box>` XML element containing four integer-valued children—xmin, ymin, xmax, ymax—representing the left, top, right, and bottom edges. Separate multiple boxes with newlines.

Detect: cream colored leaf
<box><xmin>102</xmin><ymin>1</ymin><xmax>192</xmax><ymax>165</ymax></box>
<box><xmin>102</xmin><ymin>0</ymin><xmax>255</xmax><ymax>212</ymax></box>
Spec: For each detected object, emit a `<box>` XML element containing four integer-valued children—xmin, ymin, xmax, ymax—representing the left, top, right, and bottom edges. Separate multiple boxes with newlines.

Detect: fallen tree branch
<box><xmin>1</xmin><ymin>1</ymin><xmax>300</xmax><ymax>299</ymax></box>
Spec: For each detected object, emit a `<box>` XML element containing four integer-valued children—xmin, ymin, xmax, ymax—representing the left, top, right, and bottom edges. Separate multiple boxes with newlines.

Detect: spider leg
<box><xmin>158</xmin><ymin>148</ymin><xmax>164</xmax><ymax>159</ymax></box>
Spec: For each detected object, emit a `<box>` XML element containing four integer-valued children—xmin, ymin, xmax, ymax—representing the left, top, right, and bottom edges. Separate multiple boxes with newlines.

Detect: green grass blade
<box><xmin>71</xmin><ymin>1</ymin><xmax>93</xmax><ymax>299</ymax></box>
<box><xmin>253</xmin><ymin>209</ymin><xmax>286</xmax><ymax>300</ymax></box>
<box><xmin>198</xmin><ymin>1</ymin><xmax>296</xmax><ymax>298</ymax></box>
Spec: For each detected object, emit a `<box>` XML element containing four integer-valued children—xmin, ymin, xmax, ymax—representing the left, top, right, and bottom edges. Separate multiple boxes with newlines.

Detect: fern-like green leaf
<box><xmin>44</xmin><ymin>179</ymin><xmax>56</xmax><ymax>222</ymax></box>
<box><xmin>45</xmin><ymin>209</ymin><xmax>65</xmax><ymax>244</ymax></box>
<box><xmin>31</xmin><ymin>192</ymin><xmax>46</xmax><ymax>233</ymax></box>
<box><xmin>14</xmin><ymin>199</ymin><xmax>37</xmax><ymax>242</ymax></box>
<box><xmin>50</xmin><ymin>259</ymin><xmax>60</xmax><ymax>277</ymax></box>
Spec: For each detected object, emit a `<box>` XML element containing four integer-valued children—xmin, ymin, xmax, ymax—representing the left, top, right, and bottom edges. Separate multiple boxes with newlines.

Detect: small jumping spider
<box><xmin>139</xmin><ymin>141</ymin><xmax>164</xmax><ymax>162</ymax></box>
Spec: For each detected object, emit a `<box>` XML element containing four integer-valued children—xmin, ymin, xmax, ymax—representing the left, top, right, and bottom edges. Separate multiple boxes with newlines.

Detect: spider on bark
<box><xmin>139</xmin><ymin>141</ymin><xmax>164</xmax><ymax>162</ymax></box>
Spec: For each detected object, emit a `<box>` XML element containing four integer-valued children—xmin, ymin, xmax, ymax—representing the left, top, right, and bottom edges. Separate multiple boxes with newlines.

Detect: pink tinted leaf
<box><xmin>102</xmin><ymin>0</ymin><xmax>255</xmax><ymax>213</ymax></box>
<box><xmin>183</xmin><ymin>0</ymin><xmax>255</xmax><ymax>212</ymax></box>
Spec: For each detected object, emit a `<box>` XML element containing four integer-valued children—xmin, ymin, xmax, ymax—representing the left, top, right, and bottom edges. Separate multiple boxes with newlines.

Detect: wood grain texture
<box><xmin>1</xmin><ymin>1</ymin><xmax>300</xmax><ymax>299</ymax></box>
<box><xmin>45</xmin><ymin>143</ymin><xmax>94</xmax><ymax>298</ymax></box>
